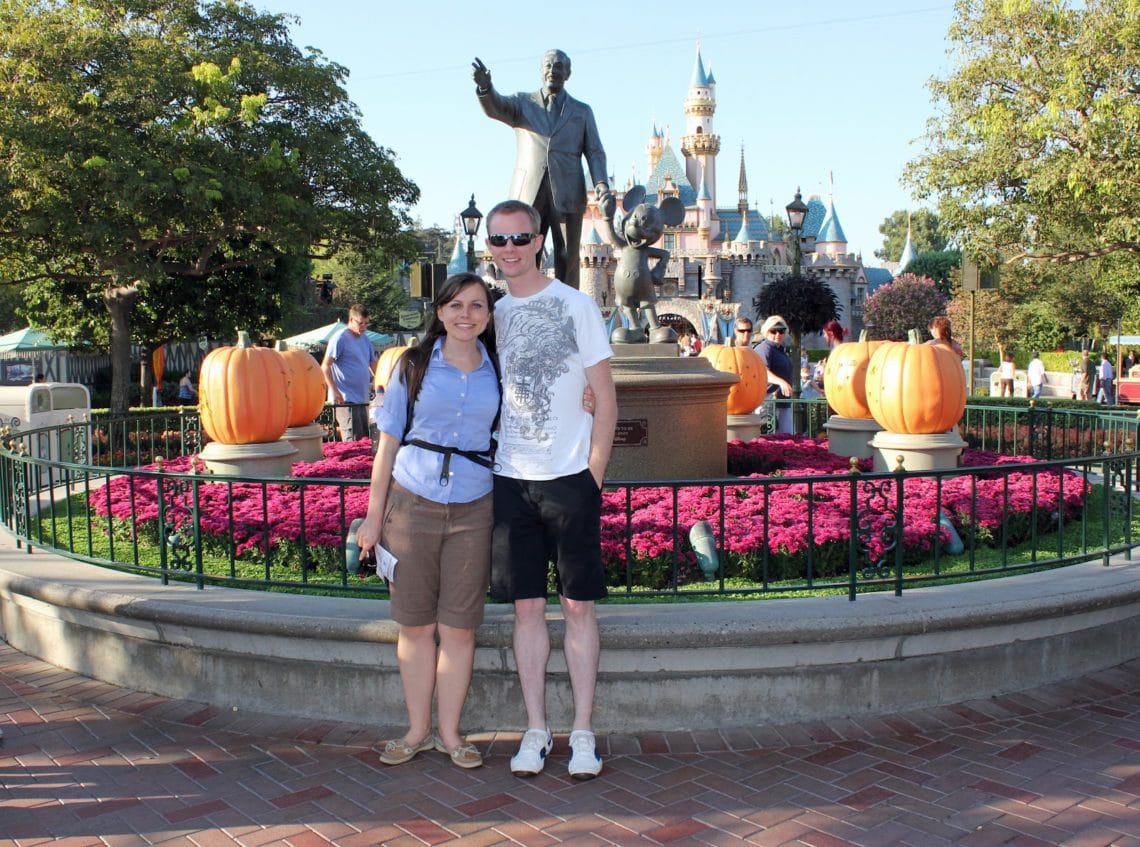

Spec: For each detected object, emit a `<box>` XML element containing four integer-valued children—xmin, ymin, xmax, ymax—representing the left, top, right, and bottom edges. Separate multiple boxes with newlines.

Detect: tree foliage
<box><xmin>874</xmin><ymin>209</ymin><xmax>949</xmax><ymax>261</ymax></box>
<box><xmin>905</xmin><ymin>0</ymin><xmax>1140</xmax><ymax>282</ymax></box>
<box><xmin>0</xmin><ymin>0</ymin><xmax>418</xmax><ymax>411</ymax></box>
<box><xmin>754</xmin><ymin>274</ymin><xmax>841</xmax><ymax>392</ymax></box>
<box><xmin>863</xmin><ymin>274</ymin><xmax>948</xmax><ymax>341</ymax></box>
<box><xmin>904</xmin><ymin>250</ymin><xmax>962</xmax><ymax>295</ymax></box>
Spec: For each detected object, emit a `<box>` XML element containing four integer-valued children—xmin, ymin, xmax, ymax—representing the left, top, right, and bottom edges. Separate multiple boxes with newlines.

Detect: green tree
<box><xmin>874</xmin><ymin>209</ymin><xmax>949</xmax><ymax>262</ymax></box>
<box><xmin>0</xmin><ymin>0</ymin><xmax>418</xmax><ymax>412</ymax></box>
<box><xmin>753</xmin><ymin>274</ymin><xmax>841</xmax><ymax>394</ymax></box>
<box><xmin>904</xmin><ymin>250</ymin><xmax>962</xmax><ymax>295</ymax></box>
<box><xmin>863</xmin><ymin>274</ymin><xmax>948</xmax><ymax>341</ymax></box>
<box><xmin>905</xmin><ymin>0</ymin><xmax>1140</xmax><ymax>288</ymax></box>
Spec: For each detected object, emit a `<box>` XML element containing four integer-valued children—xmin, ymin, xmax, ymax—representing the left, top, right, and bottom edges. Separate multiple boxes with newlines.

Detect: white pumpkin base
<box><xmin>280</xmin><ymin>423</ymin><xmax>327</xmax><ymax>463</ymax></box>
<box><xmin>200</xmin><ymin>439</ymin><xmax>298</xmax><ymax>478</ymax></box>
<box><xmin>869</xmin><ymin>430</ymin><xmax>966</xmax><ymax>474</ymax></box>
<box><xmin>824</xmin><ymin>415</ymin><xmax>884</xmax><ymax>459</ymax></box>
<box><xmin>727</xmin><ymin>413</ymin><xmax>766</xmax><ymax>442</ymax></box>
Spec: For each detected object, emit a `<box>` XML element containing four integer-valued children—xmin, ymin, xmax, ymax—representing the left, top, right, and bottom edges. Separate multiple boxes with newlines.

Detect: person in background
<box><xmin>1126</xmin><ymin>349</ymin><xmax>1138</xmax><ymax>375</ymax></box>
<box><xmin>1097</xmin><ymin>352</ymin><xmax>1115</xmax><ymax>405</ymax></box>
<box><xmin>1000</xmin><ymin>352</ymin><xmax>1016</xmax><ymax>398</ymax></box>
<box><xmin>814</xmin><ymin>319</ymin><xmax>847</xmax><ymax>393</ymax></box>
<box><xmin>755</xmin><ymin>315</ymin><xmax>794</xmax><ymax>433</ymax></box>
<box><xmin>177</xmin><ymin>371</ymin><xmax>197</xmax><ymax>404</ymax></box>
<box><xmin>483</xmin><ymin>199</ymin><xmax>617</xmax><ymax>781</ymax></box>
<box><xmin>731</xmin><ymin>319</ymin><xmax>753</xmax><ymax>348</ymax></box>
<box><xmin>1079</xmin><ymin>350</ymin><xmax>1097</xmax><ymax>400</ymax></box>
<box><xmin>354</xmin><ymin>273</ymin><xmax>500</xmax><ymax>771</ymax></box>
<box><xmin>1027</xmin><ymin>351</ymin><xmax>1047</xmax><ymax>399</ymax></box>
<box><xmin>321</xmin><ymin>304</ymin><xmax>378</xmax><ymax>441</ymax></box>
<box><xmin>927</xmin><ymin>316</ymin><xmax>965</xmax><ymax>358</ymax></box>
<box><xmin>678</xmin><ymin>334</ymin><xmax>694</xmax><ymax>357</ymax></box>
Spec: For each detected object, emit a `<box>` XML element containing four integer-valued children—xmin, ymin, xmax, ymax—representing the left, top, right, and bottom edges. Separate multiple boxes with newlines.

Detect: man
<box><xmin>484</xmin><ymin>199</ymin><xmax>617</xmax><ymax>780</ymax></box>
<box><xmin>754</xmin><ymin>315</ymin><xmax>794</xmax><ymax>433</ymax></box>
<box><xmin>1027</xmin><ymin>351</ymin><xmax>1046</xmax><ymax>399</ymax></box>
<box><xmin>731</xmin><ymin>319</ymin><xmax>753</xmax><ymax>348</ymax></box>
<box><xmin>1079</xmin><ymin>350</ymin><xmax>1096</xmax><ymax>401</ymax></box>
<box><xmin>472</xmin><ymin>50</ymin><xmax>616</xmax><ymax>290</ymax></box>
<box><xmin>1098</xmin><ymin>351</ymin><xmax>1115</xmax><ymax>405</ymax></box>
<box><xmin>321</xmin><ymin>304</ymin><xmax>377</xmax><ymax>441</ymax></box>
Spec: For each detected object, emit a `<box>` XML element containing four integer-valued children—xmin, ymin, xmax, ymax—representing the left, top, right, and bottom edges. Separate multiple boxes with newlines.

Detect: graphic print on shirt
<box><xmin>499</xmin><ymin>296</ymin><xmax>579</xmax><ymax>443</ymax></box>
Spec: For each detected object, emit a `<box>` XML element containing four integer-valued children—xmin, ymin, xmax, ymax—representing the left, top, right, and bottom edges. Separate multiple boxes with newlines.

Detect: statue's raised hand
<box><xmin>472</xmin><ymin>58</ymin><xmax>492</xmax><ymax>91</ymax></box>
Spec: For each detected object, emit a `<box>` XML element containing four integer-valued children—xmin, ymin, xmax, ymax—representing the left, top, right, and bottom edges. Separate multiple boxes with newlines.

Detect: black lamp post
<box><xmin>460</xmin><ymin>194</ymin><xmax>483</xmax><ymax>272</ymax></box>
<box><xmin>785</xmin><ymin>187</ymin><xmax>808</xmax><ymax>277</ymax></box>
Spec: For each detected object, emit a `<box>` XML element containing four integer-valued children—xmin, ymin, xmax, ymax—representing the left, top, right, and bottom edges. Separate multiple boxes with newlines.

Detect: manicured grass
<box><xmin>29</xmin><ymin>481</ymin><xmax>1137</xmax><ymax>603</ymax></box>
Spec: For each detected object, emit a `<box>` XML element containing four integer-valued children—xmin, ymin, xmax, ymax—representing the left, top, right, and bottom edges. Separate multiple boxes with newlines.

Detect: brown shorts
<box><xmin>382</xmin><ymin>480</ymin><xmax>491</xmax><ymax>629</ymax></box>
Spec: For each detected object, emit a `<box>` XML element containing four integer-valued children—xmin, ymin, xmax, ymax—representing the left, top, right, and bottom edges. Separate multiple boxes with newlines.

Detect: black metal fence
<box><xmin>0</xmin><ymin>401</ymin><xmax>1135</xmax><ymax>600</ymax></box>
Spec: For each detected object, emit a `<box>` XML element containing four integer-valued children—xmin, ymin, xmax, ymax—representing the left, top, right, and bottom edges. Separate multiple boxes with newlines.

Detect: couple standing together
<box><xmin>354</xmin><ymin>200</ymin><xmax>617</xmax><ymax>780</ymax></box>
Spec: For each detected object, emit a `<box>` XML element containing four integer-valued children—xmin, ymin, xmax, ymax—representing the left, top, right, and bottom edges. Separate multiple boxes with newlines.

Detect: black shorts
<box><xmin>491</xmin><ymin>469</ymin><xmax>607</xmax><ymax>603</ymax></box>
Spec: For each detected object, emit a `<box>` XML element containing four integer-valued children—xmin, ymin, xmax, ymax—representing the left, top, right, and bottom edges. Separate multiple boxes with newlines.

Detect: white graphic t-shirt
<box><xmin>494</xmin><ymin>280</ymin><xmax>613</xmax><ymax>480</ymax></box>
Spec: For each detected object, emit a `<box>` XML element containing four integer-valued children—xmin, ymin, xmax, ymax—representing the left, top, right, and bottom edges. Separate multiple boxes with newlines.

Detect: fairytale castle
<box><xmin>580</xmin><ymin>46</ymin><xmax>878</xmax><ymax>344</ymax></box>
<box><xmin>451</xmin><ymin>45</ymin><xmax>887</xmax><ymax>343</ymax></box>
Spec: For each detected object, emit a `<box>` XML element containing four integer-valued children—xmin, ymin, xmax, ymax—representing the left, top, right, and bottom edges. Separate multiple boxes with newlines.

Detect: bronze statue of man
<box><xmin>472</xmin><ymin>49</ymin><xmax>616</xmax><ymax>290</ymax></box>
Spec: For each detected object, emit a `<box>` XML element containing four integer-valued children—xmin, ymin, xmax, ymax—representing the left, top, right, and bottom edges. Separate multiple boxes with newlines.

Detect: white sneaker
<box><xmin>510</xmin><ymin>728</ymin><xmax>553</xmax><ymax>777</ymax></box>
<box><xmin>567</xmin><ymin>730</ymin><xmax>602</xmax><ymax>779</ymax></box>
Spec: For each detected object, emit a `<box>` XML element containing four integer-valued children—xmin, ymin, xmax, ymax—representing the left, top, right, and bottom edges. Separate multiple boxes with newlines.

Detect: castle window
<box><xmin>664</xmin><ymin>233</ymin><xmax>675</xmax><ymax>251</ymax></box>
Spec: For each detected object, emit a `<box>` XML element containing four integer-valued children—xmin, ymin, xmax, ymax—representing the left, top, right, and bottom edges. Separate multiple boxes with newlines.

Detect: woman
<box><xmin>354</xmin><ymin>272</ymin><xmax>500</xmax><ymax>770</ymax></box>
<box><xmin>813</xmin><ymin>319</ymin><xmax>847</xmax><ymax>394</ymax></box>
<box><xmin>927</xmin><ymin>316</ymin><xmax>965</xmax><ymax>357</ymax></box>
<box><xmin>999</xmin><ymin>352</ymin><xmax>1015</xmax><ymax>397</ymax></box>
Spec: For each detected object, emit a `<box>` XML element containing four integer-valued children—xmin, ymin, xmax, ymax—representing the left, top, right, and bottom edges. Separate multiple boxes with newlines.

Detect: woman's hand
<box><xmin>354</xmin><ymin>514</ymin><xmax>383</xmax><ymax>553</ymax></box>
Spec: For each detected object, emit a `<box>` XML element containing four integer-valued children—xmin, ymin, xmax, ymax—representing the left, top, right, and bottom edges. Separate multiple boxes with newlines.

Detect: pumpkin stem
<box><xmin>274</xmin><ymin>340</ymin><xmax>288</xmax><ymax>352</ymax></box>
<box><xmin>237</xmin><ymin>331</ymin><xmax>252</xmax><ymax>348</ymax></box>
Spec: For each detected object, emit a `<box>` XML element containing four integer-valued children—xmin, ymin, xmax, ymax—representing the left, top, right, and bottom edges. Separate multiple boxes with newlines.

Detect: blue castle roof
<box><xmin>689</xmin><ymin>48</ymin><xmax>709</xmax><ymax>88</ymax></box>
<box><xmin>816</xmin><ymin>199</ymin><xmax>848</xmax><ymax>244</ymax></box>
<box><xmin>646</xmin><ymin>145</ymin><xmax>697</xmax><ymax>207</ymax></box>
<box><xmin>865</xmin><ymin>267</ymin><xmax>894</xmax><ymax>293</ymax></box>
<box><xmin>801</xmin><ymin>195</ymin><xmax>827</xmax><ymax>238</ymax></box>
<box><xmin>716</xmin><ymin>208</ymin><xmax>770</xmax><ymax>242</ymax></box>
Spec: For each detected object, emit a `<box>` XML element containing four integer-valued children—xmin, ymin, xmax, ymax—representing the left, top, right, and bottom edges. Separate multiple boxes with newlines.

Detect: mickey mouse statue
<box><xmin>599</xmin><ymin>186</ymin><xmax>685</xmax><ymax>344</ymax></box>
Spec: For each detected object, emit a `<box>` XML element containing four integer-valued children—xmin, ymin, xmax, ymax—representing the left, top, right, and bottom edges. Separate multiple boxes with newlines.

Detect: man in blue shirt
<box><xmin>321</xmin><ymin>304</ymin><xmax>378</xmax><ymax>441</ymax></box>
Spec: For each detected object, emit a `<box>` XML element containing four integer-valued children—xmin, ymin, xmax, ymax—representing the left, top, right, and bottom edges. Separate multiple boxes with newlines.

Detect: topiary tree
<box><xmin>863</xmin><ymin>273</ymin><xmax>947</xmax><ymax>341</ymax></box>
<box><xmin>753</xmin><ymin>274</ymin><xmax>841</xmax><ymax>395</ymax></box>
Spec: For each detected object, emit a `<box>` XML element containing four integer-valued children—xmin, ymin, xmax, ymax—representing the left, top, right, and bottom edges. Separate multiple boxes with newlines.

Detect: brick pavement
<box><xmin>0</xmin><ymin>643</ymin><xmax>1138</xmax><ymax>846</ymax></box>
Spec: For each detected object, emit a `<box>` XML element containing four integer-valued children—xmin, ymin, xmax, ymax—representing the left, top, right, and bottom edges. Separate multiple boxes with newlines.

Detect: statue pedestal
<box><xmin>610</xmin><ymin>352</ymin><xmax>738</xmax><ymax>481</ymax></box>
<box><xmin>280</xmin><ymin>423</ymin><xmax>326</xmax><ymax>463</ymax></box>
<box><xmin>200</xmin><ymin>440</ymin><xmax>298</xmax><ymax>478</ymax></box>
<box><xmin>869</xmin><ymin>431</ymin><xmax>966</xmax><ymax>473</ymax></box>
<box><xmin>825</xmin><ymin>415</ymin><xmax>883</xmax><ymax>459</ymax></box>
<box><xmin>610</xmin><ymin>342</ymin><xmax>679</xmax><ymax>358</ymax></box>
<box><xmin>727</xmin><ymin>413</ymin><xmax>765</xmax><ymax>442</ymax></box>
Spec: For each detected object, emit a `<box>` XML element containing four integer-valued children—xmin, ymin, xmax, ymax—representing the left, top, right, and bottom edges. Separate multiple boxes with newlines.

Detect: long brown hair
<box><xmin>398</xmin><ymin>273</ymin><xmax>499</xmax><ymax>425</ymax></box>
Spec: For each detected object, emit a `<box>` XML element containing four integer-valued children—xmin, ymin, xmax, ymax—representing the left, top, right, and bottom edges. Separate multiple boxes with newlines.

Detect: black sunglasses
<box><xmin>487</xmin><ymin>232</ymin><xmax>538</xmax><ymax>247</ymax></box>
<box><xmin>736</xmin><ymin>327</ymin><xmax>752</xmax><ymax>333</ymax></box>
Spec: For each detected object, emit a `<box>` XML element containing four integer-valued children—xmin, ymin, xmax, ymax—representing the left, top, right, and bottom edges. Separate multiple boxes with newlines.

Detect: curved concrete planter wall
<box><xmin>1</xmin><ymin>546</ymin><xmax>1137</xmax><ymax>731</ymax></box>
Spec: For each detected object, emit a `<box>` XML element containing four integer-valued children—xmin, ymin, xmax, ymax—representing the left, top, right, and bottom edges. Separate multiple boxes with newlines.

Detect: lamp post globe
<box><xmin>460</xmin><ymin>194</ymin><xmax>483</xmax><ymax>272</ymax></box>
<box><xmin>785</xmin><ymin>188</ymin><xmax>808</xmax><ymax>277</ymax></box>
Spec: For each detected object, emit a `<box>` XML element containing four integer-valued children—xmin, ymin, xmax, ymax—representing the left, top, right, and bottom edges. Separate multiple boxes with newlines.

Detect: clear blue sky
<box><xmin>256</xmin><ymin>0</ymin><xmax>957</xmax><ymax>265</ymax></box>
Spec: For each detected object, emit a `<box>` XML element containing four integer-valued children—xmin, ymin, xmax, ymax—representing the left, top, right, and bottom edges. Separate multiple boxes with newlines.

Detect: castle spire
<box><xmin>738</xmin><ymin>144</ymin><xmax>748</xmax><ymax>216</ymax></box>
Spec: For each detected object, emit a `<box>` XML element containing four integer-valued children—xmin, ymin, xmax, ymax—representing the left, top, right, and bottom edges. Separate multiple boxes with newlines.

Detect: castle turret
<box><xmin>680</xmin><ymin>45</ymin><xmax>720</xmax><ymax>214</ymax></box>
<box><xmin>646</xmin><ymin>123</ymin><xmax>665</xmax><ymax>176</ymax></box>
<box><xmin>815</xmin><ymin>174</ymin><xmax>849</xmax><ymax>258</ymax></box>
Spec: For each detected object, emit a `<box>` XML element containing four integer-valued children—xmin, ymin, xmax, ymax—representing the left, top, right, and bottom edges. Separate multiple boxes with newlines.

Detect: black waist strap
<box><xmin>405</xmin><ymin>439</ymin><xmax>495</xmax><ymax>486</ymax></box>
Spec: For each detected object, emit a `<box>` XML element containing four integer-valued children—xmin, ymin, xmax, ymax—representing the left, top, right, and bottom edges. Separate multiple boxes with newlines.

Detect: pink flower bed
<box><xmin>90</xmin><ymin>436</ymin><xmax>1088</xmax><ymax>587</ymax></box>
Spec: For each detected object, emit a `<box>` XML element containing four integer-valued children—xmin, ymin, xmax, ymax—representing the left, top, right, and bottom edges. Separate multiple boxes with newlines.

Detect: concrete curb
<box><xmin>1</xmin><ymin>536</ymin><xmax>1138</xmax><ymax>731</ymax></box>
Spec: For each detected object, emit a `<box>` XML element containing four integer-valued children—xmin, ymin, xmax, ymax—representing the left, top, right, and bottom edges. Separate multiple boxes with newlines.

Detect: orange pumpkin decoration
<box><xmin>699</xmin><ymin>344</ymin><xmax>768</xmax><ymax>414</ymax></box>
<box><xmin>374</xmin><ymin>344</ymin><xmax>411</xmax><ymax>392</ymax></box>
<box><xmin>823</xmin><ymin>340</ymin><xmax>887</xmax><ymax>419</ymax></box>
<box><xmin>276</xmin><ymin>342</ymin><xmax>326</xmax><ymax>427</ymax></box>
<box><xmin>865</xmin><ymin>342</ymin><xmax>967</xmax><ymax>434</ymax></box>
<box><xmin>199</xmin><ymin>332</ymin><xmax>291</xmax><ymax>444</ymax></box>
